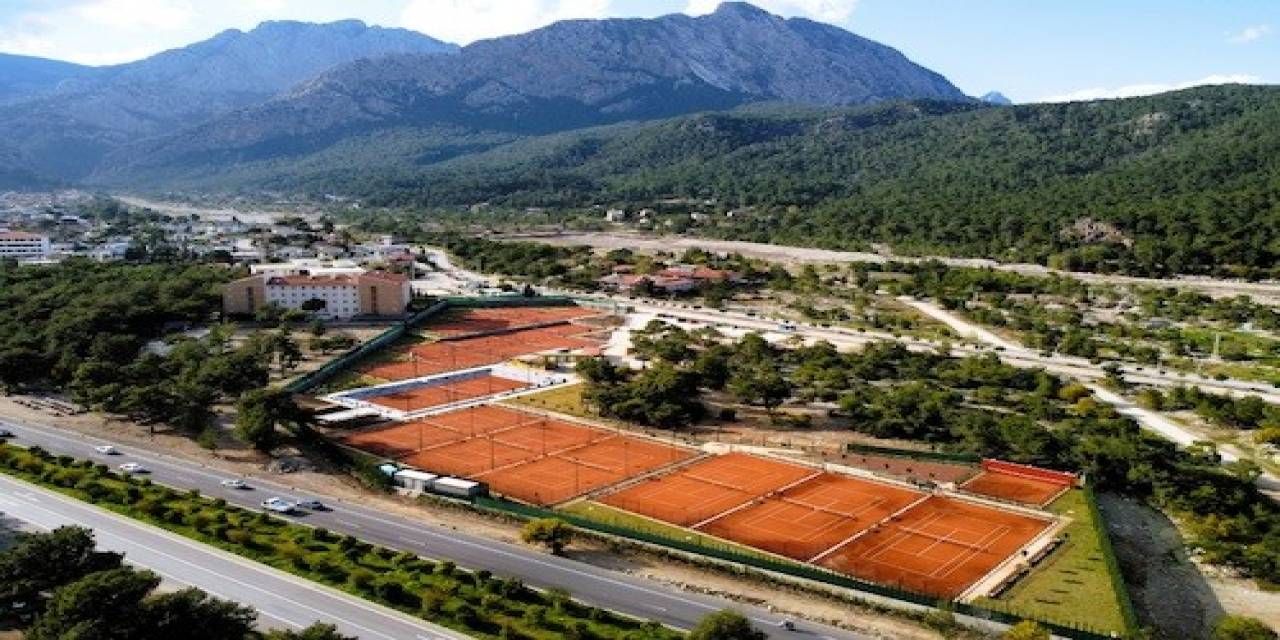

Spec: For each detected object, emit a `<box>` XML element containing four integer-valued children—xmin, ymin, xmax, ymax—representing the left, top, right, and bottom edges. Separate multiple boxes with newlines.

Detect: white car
<box><xmin>220</xmin><ymin>479</ymin><xmax>249</xmax><ymax>490</ymax></box>
<box><xmin>118</xmin><ymin>462</ymin><xmax>146</xmax><ymax>474</ymax></box>
<box><xmin>94</xmin><ymin>445</ymin><xmax>118</xmax><ymax>455</ymax></box>
<box><xmin>260</xmin><ymin>497</ymin><xmax>294</xmax><ymax>514</ymax></box>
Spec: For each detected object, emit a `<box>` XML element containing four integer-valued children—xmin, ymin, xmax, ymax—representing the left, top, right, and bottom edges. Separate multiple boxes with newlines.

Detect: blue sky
<box><xmin>0</xmin><ymin>0</ymin><xmax>1276</xmax><ymax>103</ymax></box>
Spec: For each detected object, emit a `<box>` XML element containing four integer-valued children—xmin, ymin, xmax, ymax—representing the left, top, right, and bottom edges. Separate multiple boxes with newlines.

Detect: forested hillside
<box><xmin>320</xmin><ymin>84</ymin><xmax>1280</xmax><ymax>276</ymax></box>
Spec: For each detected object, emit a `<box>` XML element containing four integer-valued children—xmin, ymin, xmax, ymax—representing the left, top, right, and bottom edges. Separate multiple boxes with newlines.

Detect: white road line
<box><xmin>0</xmin><ymin>474</ymin><xmax>466</xmax><ymax>640</ymax></box>
<box><xmin>3</xmin><ymin>418</ymin><xmax>840</xmax><ymax>635</ymax></box>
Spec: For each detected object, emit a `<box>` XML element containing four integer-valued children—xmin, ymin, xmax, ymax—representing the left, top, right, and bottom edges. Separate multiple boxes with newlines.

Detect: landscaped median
<box><xmin>0</xmin><ymin>442</ymin><xmax>680</xmax><ymax>640</ymax></box>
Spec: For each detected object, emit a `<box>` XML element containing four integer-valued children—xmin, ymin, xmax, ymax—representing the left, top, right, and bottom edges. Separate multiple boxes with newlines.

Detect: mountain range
<box><xmin>300</xmin><ymin>84</ymin><xmax>1279</xmax><ymax>276</ymax></box>
<box><xmin>0</xmin><ymin>19</ymin><xmax>456</xmax><ymax>182</ymax></box>
<box><xmin>0</xmin><ymin>2</ymin><xmax>967</xmax><ymax>188</ymax></box>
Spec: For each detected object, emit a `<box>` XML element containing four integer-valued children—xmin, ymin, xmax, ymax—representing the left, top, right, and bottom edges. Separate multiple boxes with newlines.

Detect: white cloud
<box><xmin>74</xmin><ymin>0</ymin><xmax>195</xmax><ymax>31</ymax></box>
<box><xmin>1038</xmin><ymin>74</ymin><xmax>1264</xmax><ymax>103</ymax></box>
<box><xmin>401</xmin><ymin>0</ymin><xmax>610</xmax><ymax>45</ymax></box>
<box><xmin>685</xmin><ymin>0</ymin><xmax>857</xmax><ymax>24</ymax></box>
<box><xmin>0</xmin><ymin>0</ymin><xmax>401</xmax><ymax>65</ymax></box>
<box><xmin>1228</xmin><ymin>24</ymin><xmax>1271</xmax><ymax>44</ymax></box>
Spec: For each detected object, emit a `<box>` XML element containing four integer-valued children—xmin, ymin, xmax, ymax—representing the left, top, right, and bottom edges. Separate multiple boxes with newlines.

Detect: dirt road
<box><xmin>506</xmin><ymin>231</ymin><xmax>1280</xmax><ymax>303</ymax></box>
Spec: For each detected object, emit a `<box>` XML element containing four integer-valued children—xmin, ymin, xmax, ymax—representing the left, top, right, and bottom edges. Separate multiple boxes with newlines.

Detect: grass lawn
<box><xmin>558</xmin><ymin>500</ymin><xmax>781</xmax><ymax>562</ymax></box>
<box><xmin>505</xmin><ymin>384</ymin><xmax>595</xmax><ymax>418</ymax></box>
<box><xmin>978</xmin><ymin>489</ymin><xmax>1130</xmax><ymax>636</ymax></box>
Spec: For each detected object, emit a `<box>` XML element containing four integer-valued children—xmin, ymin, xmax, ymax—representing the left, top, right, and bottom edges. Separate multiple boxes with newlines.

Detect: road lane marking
<box><xmin>0</xmin><ymin>474</ymin><xmax>466</xmax><ymax>640</ymax></box>
<box><xmin>5</xmin><ymin>418</ymin><xmax>856</xmax><ymax>638</ymax></box>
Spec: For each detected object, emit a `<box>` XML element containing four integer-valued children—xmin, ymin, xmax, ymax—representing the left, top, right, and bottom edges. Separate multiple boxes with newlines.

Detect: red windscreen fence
<box><xmin>981</xmin><ymin>459</ymin><xmax>1078</xmax><ymax>486</ymax></box>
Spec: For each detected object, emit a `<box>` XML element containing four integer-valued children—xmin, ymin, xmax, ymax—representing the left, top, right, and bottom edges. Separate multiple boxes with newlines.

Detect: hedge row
<box><xmin>475</xmin><ymin>496</ymin><xmax>1131</xmax><ymax>640</ymax></box>
<box><xmin>844</xmin><ymin>443</ymin><xmax>983</xmax><ymax>464</ymax></box>
<box><xmin>1082</xmin><ymin>485</ymin><xmax>1141</xmax><ymax>634</ymax></box>
<box><xmin>0</xmin><ymin>443</ymin><xmax>680</xmax><ymax>640</ymax></box>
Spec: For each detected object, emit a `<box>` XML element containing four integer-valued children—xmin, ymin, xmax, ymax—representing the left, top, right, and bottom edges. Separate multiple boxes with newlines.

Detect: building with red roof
<box><xmin>223</xmin><ymin>270</ymin><xmax>411</xmax><ymax>320</ymax></box>
<box><xmin>0</xmin><ymin>230</ymin><xmax>51</xmax><ymax>259</ymax></box>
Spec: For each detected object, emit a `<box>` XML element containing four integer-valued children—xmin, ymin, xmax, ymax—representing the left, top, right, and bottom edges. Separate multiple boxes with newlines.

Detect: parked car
<box><xmin>118</xmin><ymin>462</ymin><xmax>146</xmax><ymax>474</ymax></box>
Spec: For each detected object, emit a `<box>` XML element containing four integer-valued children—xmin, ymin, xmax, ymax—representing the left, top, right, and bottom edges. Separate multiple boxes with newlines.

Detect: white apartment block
<box><xmin>0</xmin><ymin>231</ymin><xmax>51</xmax><ymax>259</ymax></box>
<box><xmin>263</xmin><ymin>277</ymin><xmax>362</xmax><ymax>319</ymax></box>
<box><xmin>223</xmin><ymin>270</ymin><xmax>411</xmax><ymax>321</ymax></box>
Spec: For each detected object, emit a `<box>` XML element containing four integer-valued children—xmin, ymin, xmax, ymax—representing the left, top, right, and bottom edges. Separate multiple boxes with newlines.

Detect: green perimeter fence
<box><xmin>296</xmin><ymin>297</ymin><xmax>1138</xmax><ymax>638</ymax></box>
<box><xmin>846</xmin><ymin>443</ymin><xmax>983</xmax><ymax>465</ymax></box>
<box><xmin>473</xmin><ymin>496</ymin><xmax>1135</xmax><ymax>640</ymax></box>
<box><xmin>1083</xmin><ymin>484</ymin><xmax>1141</xmax><ymax>634</ymax></box>
<box><xmin>285</xmin><ymin>296</ymin><xmax>578</xmax><ymax>394</ymax></box>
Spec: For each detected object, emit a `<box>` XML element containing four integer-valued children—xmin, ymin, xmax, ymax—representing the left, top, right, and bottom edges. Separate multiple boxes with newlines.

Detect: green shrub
<box><xmin>348</xmin><ymin>568</ymin><xmax>376</xmax><ymax>591</ymax></box>
<box><xmin>437</xmin><ymin>561</ymin><xmax>456</xmax><ymax>578</ymax></box>
<box><xmin>421</xmin><ymin>591</ymin><xmax>445</xmax><ymax>616</ymax></box>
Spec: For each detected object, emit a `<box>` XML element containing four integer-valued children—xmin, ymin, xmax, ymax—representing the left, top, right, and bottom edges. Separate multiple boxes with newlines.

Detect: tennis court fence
<box><xmin>472</xmin><ymin>495</ymin><xmax>1137</xmax><ymax>639</ymax></box>
<box><xmin>846</xmin><ymin>443</ymin><xmax>983</xmax><ymax>464</ymax></box>
<box><xmin>286</xmin><ymin>296</ymin><xmax>579</xmax><ymax>394</ymax></box>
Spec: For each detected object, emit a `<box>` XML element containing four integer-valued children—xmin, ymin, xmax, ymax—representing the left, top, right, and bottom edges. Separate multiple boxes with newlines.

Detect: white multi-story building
<box><xmin>0</xmin><ymin>231</ymin><xmax>51</xmax><ymax>259</ymax></box>
<box><xmin>250</xmin><ymin>259</ymin><xmax>363</xmax><ymax>278</ymax></box>
<box><xmin>263</xmin><ymin>276</ymin><xmax>363</xmax><ymax>319</ymax></box>
<box><xmin>223</xmin><ymin>270</ymin><xmax>411</xmax><ymax>321</ymax></box>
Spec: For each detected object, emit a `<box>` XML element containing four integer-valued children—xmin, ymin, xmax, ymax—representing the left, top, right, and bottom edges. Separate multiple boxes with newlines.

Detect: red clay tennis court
<box><xmin>599</xmin><ymin>452</ymin><xmax>820</xmax><ymax>526</ymax></box>
<box><xmin>597</xmin><ymin>451</ymin><xmax>1059</xmax><ymax>597</ymax></box>
<box><xmin>341</xmin><ymin>405</ymin><xmax>694</xmax><ymax>505</ymax></box>
<box><xmin>363</xmin><ymin>325</ymin><xmax>604</xmax><ymax>381</ymax></box>
<box><xmin>427</xmin><ymin>306</ymin><xmax>601</xmax><ymax>336</ymax></box>
<box><xmin>363</xmin><ymin>374</ymin><xmax>529</xmax><ymax>412</ymax></box>
<box><xmin>960</xmin><ymin>460</ymin><xmax>1077</xmax><ymax>507</ymax></box>
<box><xmin>700</xmin><ymin>473</ymin><xmax>925</xmax><ymax>560</ymax></box>
<box><xmin>481</xmin><ymin>435</ymin><xmax>691</xmax><ymax>504</ymax></box>
<box><xmin>816</xmin><ymin>495</ymin><xmax>1052</xmax><ymax>598</ymax></box>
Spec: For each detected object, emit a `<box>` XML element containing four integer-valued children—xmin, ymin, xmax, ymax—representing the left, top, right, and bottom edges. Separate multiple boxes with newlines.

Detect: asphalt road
<box><xmin>574</xmin><ymin>291</ymin><xmax>1279</xmax><ymax>401</ymax></box>
<box><xmin>0</xmin><ymin>473</ymin><xmax>468</xmax><ymax>640</ymax></box>
<box><xmin>0</xmin><ymin>417</ymin><xmax>870</xmax><ymax>640</ymax></box>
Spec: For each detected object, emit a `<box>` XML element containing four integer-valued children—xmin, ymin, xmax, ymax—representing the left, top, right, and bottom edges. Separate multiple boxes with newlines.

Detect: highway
<box><xmin>566</xmin><ymin>290</ymin><xmax>1280</xmax><ymax>502</ymax></box>
<box><xmin>574</xmin><ymin>291</ymin><xmax>1280</xmax><ymax>402</ymax></box>
<box><xmin>0</xmin><ymin>417</ymin><xmax>872</xmax><ymax>640</ymax></box>
<box><xmin>508</xmin><ymin>231</ymin><xmax>1280</xmax><ymax>303</ymax></box>
<box><xmin>0</xmin><ymin>473</ymin><xmax>469</xmax><ymax>640</ymax></box>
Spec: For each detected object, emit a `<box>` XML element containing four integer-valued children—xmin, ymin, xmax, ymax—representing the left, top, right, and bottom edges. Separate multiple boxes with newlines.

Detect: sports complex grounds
<box><xmin>309</xmin><ymin>300</ymin><xmax>1104</xmax><ymax>617</ymax></box>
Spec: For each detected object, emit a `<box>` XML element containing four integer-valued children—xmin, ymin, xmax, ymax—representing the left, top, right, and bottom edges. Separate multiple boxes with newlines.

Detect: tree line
<box><xmin>316</xmin><ymin>85</ymin><xmax>1280</xmax><ymax>278</ymax></box>
<box><xmin>577</xmin><ymin>324</ymin><xmax>1280</xmax><ymax>585</ymax></box>
<box><xmin>1</xmin><ymin>526</ymin><xmax>351</xmax><ymax>640</ymax></box>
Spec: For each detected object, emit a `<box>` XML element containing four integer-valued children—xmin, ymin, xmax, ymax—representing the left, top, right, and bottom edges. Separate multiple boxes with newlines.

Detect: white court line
<box><xmin>808</xmin><ymin>493</ymin><xmax>933</xmax><ymax>563</ymax></box>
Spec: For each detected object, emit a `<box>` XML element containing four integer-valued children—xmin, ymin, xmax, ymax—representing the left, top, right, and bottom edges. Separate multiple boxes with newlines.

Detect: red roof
<box><xmin>359</xmin><ymin>270</ymin><xmax>409</xmax><ymax>283</ymax></box>
<box><xmin>267</xmin><ymin>275</ymin><xmax>357</xmax><ymax>287</ymax></box>
<box><xmin>0</xmin><ymin>231</ymin><xmax>44</xmax><ymax>240</ymax></box>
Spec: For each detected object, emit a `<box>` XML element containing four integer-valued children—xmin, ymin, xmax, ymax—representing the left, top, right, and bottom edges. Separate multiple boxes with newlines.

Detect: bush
<box><xmin>437</xmin><ymin>560</ymin><xmax>456</xmax><ymax>578</ymax></box>
<box><xmin>1212</xmin><ymin>615</ymin><xmax>1278</xmax><ymax>640</ymax></box>
<box><xmin>348</xmin><ymin>568</ymin><xmax>376</xmax><ymax>592</ymax></box>
<box><xmin>520</xmin><ymin>518</ymin><xmax>572</xmax><ymax>555</ymax></box>
<box><xmin>421</xmin><ymin>591</ymin><xmax>445</xmax><ymax>616</ymax></box>
<box><xmin>1003</xmin><ymin>621</ymin><xmax>1050</xmax><ymax>640</ymax></box>
<box><xmin>689</xmin><ymin>610</ymin><xmax>765</xmax><ymax>640</ymax></box>
<box><xmin>455</xmin><ymin>604</ymin><xmax>483</xmax><ymax>629</ymax></box>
